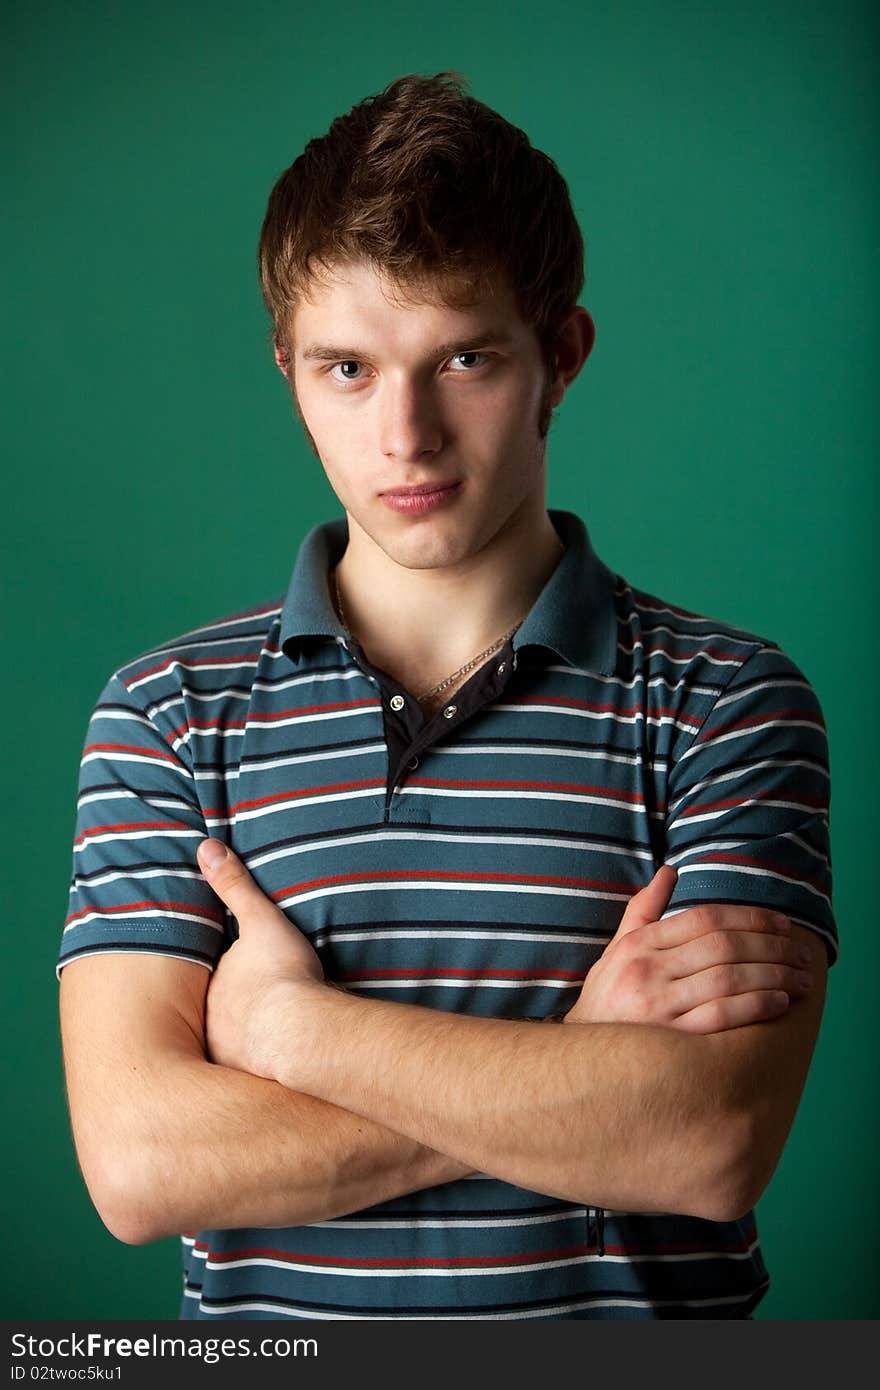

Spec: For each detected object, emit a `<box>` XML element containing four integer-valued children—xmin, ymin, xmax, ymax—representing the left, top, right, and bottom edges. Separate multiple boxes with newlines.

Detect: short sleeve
<box><xmin>57</xmin><ymin>672</ymin><xmax>227</xmax><ymax>979</ymax></box>
<box><xmin>662</xmin><ymin>645</ymin><xmax>837</xmax><ymax>967</ymax></box>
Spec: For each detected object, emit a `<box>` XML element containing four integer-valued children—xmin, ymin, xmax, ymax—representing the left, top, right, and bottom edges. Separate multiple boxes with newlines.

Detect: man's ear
<box><xmin>548</xmin><ymin>306</ymin><xmax>595</xmax><ymax>409</ymax></box>
<box><xmin>273</xmin><ymin>335</ymin><xmax>292</xmax><ymax>378</ymax></box>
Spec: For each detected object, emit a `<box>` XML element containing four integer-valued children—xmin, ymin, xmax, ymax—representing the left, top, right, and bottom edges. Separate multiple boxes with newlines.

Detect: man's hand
<box><xmin>565</xmin><ymin>865</ymin><xmax>815</xmax><ymax>1033</ymax></box>
<box><xmin>198</xmin><ymin>838</ymin><xmax>326</xmax><ymax>1077</ymax></box>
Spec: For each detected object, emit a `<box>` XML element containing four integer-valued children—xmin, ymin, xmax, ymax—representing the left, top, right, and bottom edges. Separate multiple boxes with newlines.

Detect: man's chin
<box><xmin>362</xmin><ymin>519</ymin><xmax>479</xmax><ymax>574</ymax></box>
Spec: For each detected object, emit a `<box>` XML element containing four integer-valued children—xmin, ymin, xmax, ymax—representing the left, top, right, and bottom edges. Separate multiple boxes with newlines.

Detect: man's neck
<box><xmin>332</xmin><ymin>500</ymin><xmax>564</xmax><ymax>696</ymax></box>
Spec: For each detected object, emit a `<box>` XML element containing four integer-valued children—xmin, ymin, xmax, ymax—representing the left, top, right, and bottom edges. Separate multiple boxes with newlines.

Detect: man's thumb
<box><xmin>197</xmin><ymin>837</ymin><xmax>269</xmax><ymax>928</ymax></box>
<box><xmin>614</xmin><ymin>864</ymin><xmax>678</xmax><ymax>937</ymax></box>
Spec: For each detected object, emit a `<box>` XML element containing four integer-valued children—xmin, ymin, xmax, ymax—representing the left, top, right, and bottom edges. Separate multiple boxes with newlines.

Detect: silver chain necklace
<box><xmin>332</xmin><ymin>569</ymin><xmax>522</xmax><ymax>703</ymax></box>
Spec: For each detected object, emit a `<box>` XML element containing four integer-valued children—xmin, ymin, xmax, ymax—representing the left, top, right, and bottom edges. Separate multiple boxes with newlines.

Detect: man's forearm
<box><xmin>106</xmin><ymin>1054</ymin><xmax>472</xmax><ymax>1244</ymax></box>
<box><xmin>265</xmin><ymin>985</ymin><xmax>751</xmax><ymax>1223</ymax></box>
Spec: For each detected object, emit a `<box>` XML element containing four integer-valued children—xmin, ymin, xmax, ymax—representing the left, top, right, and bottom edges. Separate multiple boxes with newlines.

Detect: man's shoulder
<box><xmin>616</xmin><ymin>575</ymin><xmax>772</xmax><ymax>648</ymax></box>
<box><xmin>613</xmin><ymin>574</ymin><xmax>782</xmax><ymax>674</ymax></box>
<box><xmin>607</xmin><ymin>573</ymin><xmax>828</xmax><ymax>716</ymax></box>
<box><xmin>106</xmin><ymin>594</ymin><xmax>287</xmax><ymax>703</ymax></box>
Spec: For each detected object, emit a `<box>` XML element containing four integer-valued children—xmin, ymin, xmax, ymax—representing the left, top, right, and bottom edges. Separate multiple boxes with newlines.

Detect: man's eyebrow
<box><xmin>299</xmin><ymin>331</ymin><xmax>516</xmax><ymax>362</ymax></box>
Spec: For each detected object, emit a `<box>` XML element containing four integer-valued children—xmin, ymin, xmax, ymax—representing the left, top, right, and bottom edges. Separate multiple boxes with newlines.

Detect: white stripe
<box><xmin>79</xmin><ymin>750</ymin><xmax>192</xmax><ymax>779</ymax></box>
<box><xmin>438</xmin><ymin>742</ymin><xmax>662</xmax><ymax>769</ymax></box>
<box><xmin>781</xmin><ymin>829</ymin><xmax>831</xmax><ymax>868</ymax></box>
<box><xmin>148</xmin><ymin>605</ymin><xmax>281</xmax><ymax>647</ymax></box>
<box><xmin>180</xmin><ymin>1286</ymin><xmax>758</xmax><ymax>1317</ymax></box>
<box><xmin>677</xmin><ymin>718</ymin><xmax>824</xmax><ymax>762</ymax></box>
<box><xmin>170</xmin><ymin>702</ymin><xmax>379</xmax><ymax>751</ymax></box>
<box><xmin>349</xmin><ymin>978</ymin><xmax>581</xmax><ymax>992</ymax></box>
<box><xmin>234</xmin><ymin>743</ymin><xmax>385</xmax><ymax>776</ymax></box>
<box><xmin>400</xmin><ymin>786</ymin><xmax>655</xmax><ymax>815</ymax></box>
<box><xmin>497</xmin><ymin>703</ymin><xmax>701</xmax><ymax>733</ymax></box>
<box><xmin>667</xmin><ymin>796</ymin><xmax>819</xmax><ymax>830</ymax></box>
<box><xmin>665</xmin><ymin>838</ymin><xmax>749</xmax><ymax>867</ymax></box>
<box><xmin>248</xmin><ymin>829</ymin><xmax>654</xmax><ymax>873</ymax></box>
<box><xmin>145</xmin><ymin>632</ymin><xmax>281</xmax><ymax>659</ymax></box>
<box><xmin>179</xmin><ymin>1287</ymin><xmax>756</xmax><ymax>1317</ymax></box>
<box><xmin>278</xmin><ymin>880</ymin><xmax>627</xmax><ymax>911</ymax></box>
<box><xmin>74</xmin><ymin>827</ymin><xmax>204</xmax><ymax>850</ymax></box>
<box><xmin>312</xmin><ymin>927</ymin><xmax>608</xmax><ymax>949</ymax></box>
<box><xmin>227</xmin><ymin>786</ymin><xmax>380</xmax><ymax>827</ymax></box>
<box><xmin>193</xmin><ymin>1250</ymin><xmax>610</xmax><ymax>1280</ymax></box>
<box><xmin>676</xmin><ymin>859</ymin><xmax>830</xmax><ymax>903</ymax></box>
<box><xmin>618</xmin><ymin>593</ymin><xmax>761</xmax><ymax>639</ymax></box>
<box><xmin>618</xmin><ymin>643</ymin><xmax>743</xmax><ymax>669</ymax></box>
<box><xmin>540</xmin><ymin>663</ymin><xmax>721</xmax><ymax>698</ymax></box>
<box><xmin>63</xmin><ymin>907</ymin><xmax>221</xmax><ymax>933</ymax></box>
<box><xmin>69</xmin><ymin>867</ymin><xmax>203</xmax><ymax>892</ymax></box>
<box><xmin>666</xmin><ymin>756</ymin><xmax>827</xmax><ymax>815</ymax></box>
<box><xmin>628</xmin><ymin>621</ymin><xmax>758</xmax><ymax>647</ymax></box>
<box><xmin>660</xmin><ymin>904</ymin><xmax>834</xmax><ymax>946</ymax></box>
<box><xmin>89</xmin><ymin>708</ymin><xmax>153</xmax><ymax>729</ymax></box>
<box><xmin>304</xmin><ymin>1210</ymin><xmax>592</xmax><ymax>1230</ymax></box>
<box><xmin>127</xmin><ymin>659</ymin><xmax>261</xmax><ymax>692</ymax></box>
<box><xmin>713</xmin><ymin>676</ymin><xmax>810</xmax><ymax>710</ymax></box>
<box><xmin>149</xmin><ymin>666</ymin><xmax>367</xmax><ymax>716</ymax></box>
<box><xmin>56</xmin><ymin>949</ymin><xmax>212</xmax><ymax>980</ymax></box>
<box><xmin>76</xmin><ymin>789</ymin><xmax>195</xmax><ymax>812</ymax></box>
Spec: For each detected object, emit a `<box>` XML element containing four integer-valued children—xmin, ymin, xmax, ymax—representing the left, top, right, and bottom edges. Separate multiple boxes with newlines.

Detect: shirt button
<box><xmin>442</xmin><ymin>704</ymin><xmax>457</xmax><ymax>719</ymax></box>
<box><xmin>409</xmin><ymin>756</ymin><xmax>419</xmax><ymax>770</ymax></box>
<box><xmin>497</xmin><ymin>662</ymin><xmax>506</xmax><ymax>674</ymax></box>
<box><xmin>390</xmin><ymin>694</ymin><xmax>405</xmax><ymax>712</ymax></box>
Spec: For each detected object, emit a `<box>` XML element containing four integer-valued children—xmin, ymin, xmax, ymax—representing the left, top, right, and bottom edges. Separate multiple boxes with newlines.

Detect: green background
<box><xmin>4</xmin><ymin>0</ymin><xmax>877</xmax><ymax>1320</ymax></box>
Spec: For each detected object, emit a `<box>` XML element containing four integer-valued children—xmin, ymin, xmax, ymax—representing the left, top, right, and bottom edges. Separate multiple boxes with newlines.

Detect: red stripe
<box><xmin>231</xmin><ymin>779</ymin><xmax>381</xmax><ymax>814</ymax></box>
<box><xmin>74</xmin><ymin>819</ymin><xmax>185</xmax><ymax>844</ymax></box>
<box><xmin>697</xmin><ymin>708</ymin><xmax>824</xmax><ymax>742</ymax></box>
<box><xmin>690</xmin><ymin>850</ymin><xmax>826</xmax><ymax>894</ymax></box>
<box><xmin>65</xmin><ymin>899</ymin><xmax>223</xmax><ymax>925</ymax></box>
<box><xmin>679</xmin><ymin>790</ymin><xmax>825</xmax><ymax>817</ymax></box>
<box><xmin>247</xmin><ymin>699</ymin><xmax>374</xmax><ymax>720</ymax></box>
<box><xmin>629</xmin><ymin>596</ymin><xmax>707</xmax><ymax>622</ymax></box>
<box><xmin>208</xmin><ymin>599</ymin><xmax>281</xmax><ymax>622</ymax></box>
<box><xmin>273</xmin><ymin>869</ymin><xmax>630</xmax><ymax>899</ymax></box>
<box><xmin>83</xmin><ymin>742</ymin><xmax>176</xmax><ymax>763</ymax></box>
<box><xmin>192</xmin><ymin>1230</ymin><xmax>753</xmax><ymax>1265</ymax></box>
<box><xmin>196</xmin><ymin>1240</ymin><xmax>594</xmax><ymax>1269</ymax></box>
<box><xmin>124</xmin><ymin>653</ymin><xmax>260</xmax><ymax>685</ymax></box>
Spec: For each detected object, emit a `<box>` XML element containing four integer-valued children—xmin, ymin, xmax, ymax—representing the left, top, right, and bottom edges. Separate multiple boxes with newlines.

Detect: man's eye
<box><xmin>329</xmin><ymin>360</ymin><xmax>365</xmax><ymax>382</ymax></box>
<box><xmin>449</xmin><ymin>351</ymin><xmax>486</xmax><ymax>370</ymax></box>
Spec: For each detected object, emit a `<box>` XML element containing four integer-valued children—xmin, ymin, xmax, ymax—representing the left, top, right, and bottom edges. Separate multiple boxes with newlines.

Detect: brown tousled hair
<box><xmin>258</xmin><ymin>72</ymin><xmax>585</xmax><ymax>435</ymax></box>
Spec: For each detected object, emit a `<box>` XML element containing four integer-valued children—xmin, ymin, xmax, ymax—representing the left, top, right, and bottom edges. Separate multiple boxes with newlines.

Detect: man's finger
<box><xmin>673</xmin><ymin>989</ymin><xmax>791</xmax><ymax>1034</ymax></box>
<box><xmin>649</xmin><ymin>904</ymin><xmax>792</xmax><ymax>952</ymax></box>
<box><xmin>197</xmin><ymin>838</ymin><xmax>276</xmax><ymax>928</ymax></box>
<box><xmin>614</xmin><ymin>865</ymin><xmax>678</xmax><ymax>938</ymax></box>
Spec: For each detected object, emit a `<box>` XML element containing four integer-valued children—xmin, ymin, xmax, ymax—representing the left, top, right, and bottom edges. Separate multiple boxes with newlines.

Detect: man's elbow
<box><xmin>698</xmin><ymin>1107</ymin><xmax>781</xmax><ymax>1224</ymax></box>
<box><xmin>79</xmin><ymin>1149</ymin><xmax>171</xmax><ymax>1247</ymax></box>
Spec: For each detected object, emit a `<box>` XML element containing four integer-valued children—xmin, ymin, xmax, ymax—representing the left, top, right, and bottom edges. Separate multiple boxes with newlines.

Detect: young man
<box><xmin>58</xmin><ymin>73</ymin><xmax>835</xmax><ymax>1320</ymax></box>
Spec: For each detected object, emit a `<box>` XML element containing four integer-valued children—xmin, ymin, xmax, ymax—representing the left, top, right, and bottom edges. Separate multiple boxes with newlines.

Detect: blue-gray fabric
<box><xmin>59</xmin><ymin>508</ymin><xmax>836</xmax><ymax>1319</ymax></box>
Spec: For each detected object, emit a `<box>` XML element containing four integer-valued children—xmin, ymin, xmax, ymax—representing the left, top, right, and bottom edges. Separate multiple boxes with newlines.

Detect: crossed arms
<box><xmin>59</xmin><ymin>849</ymin><xmax>827</xmax><ymax>1246</ymax></box>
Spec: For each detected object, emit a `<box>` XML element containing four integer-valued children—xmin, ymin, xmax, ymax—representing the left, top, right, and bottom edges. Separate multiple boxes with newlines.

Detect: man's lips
<box><xmin>380</xmin><ymin>481</ymin><xmax>461</xmax><ymax>497</ymax></box>
<box><xmin>379</xmin><ymin>481</ymin><xmax>462</xmax><ymax>514</ymax></box>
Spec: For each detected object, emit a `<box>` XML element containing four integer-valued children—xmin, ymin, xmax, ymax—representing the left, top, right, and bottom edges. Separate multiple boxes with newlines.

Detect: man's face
<box><xmin>281</xmin><ymin>258</ymin><xmax>556</xmax><ymax>574</ymax></box>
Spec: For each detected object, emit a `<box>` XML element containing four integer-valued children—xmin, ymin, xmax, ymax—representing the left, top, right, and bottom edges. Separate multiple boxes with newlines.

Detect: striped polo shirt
<box><xmin>58</xmin><ymin>507</ymin><xmax>837</xmax><ymax>1320</ymax></box>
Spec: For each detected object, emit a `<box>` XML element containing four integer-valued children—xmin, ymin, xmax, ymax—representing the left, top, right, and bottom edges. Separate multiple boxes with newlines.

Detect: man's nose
<box><xmin>378</xmin><ymin>376</ymin><xmax>444</xmax><ymax>462</ymax></box>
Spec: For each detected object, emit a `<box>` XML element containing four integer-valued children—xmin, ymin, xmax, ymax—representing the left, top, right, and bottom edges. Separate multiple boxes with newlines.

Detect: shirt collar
<box><xmin>280</xmin><ymin>507</ymin><xmax>617</xmax><ymax>675</ymax></box>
